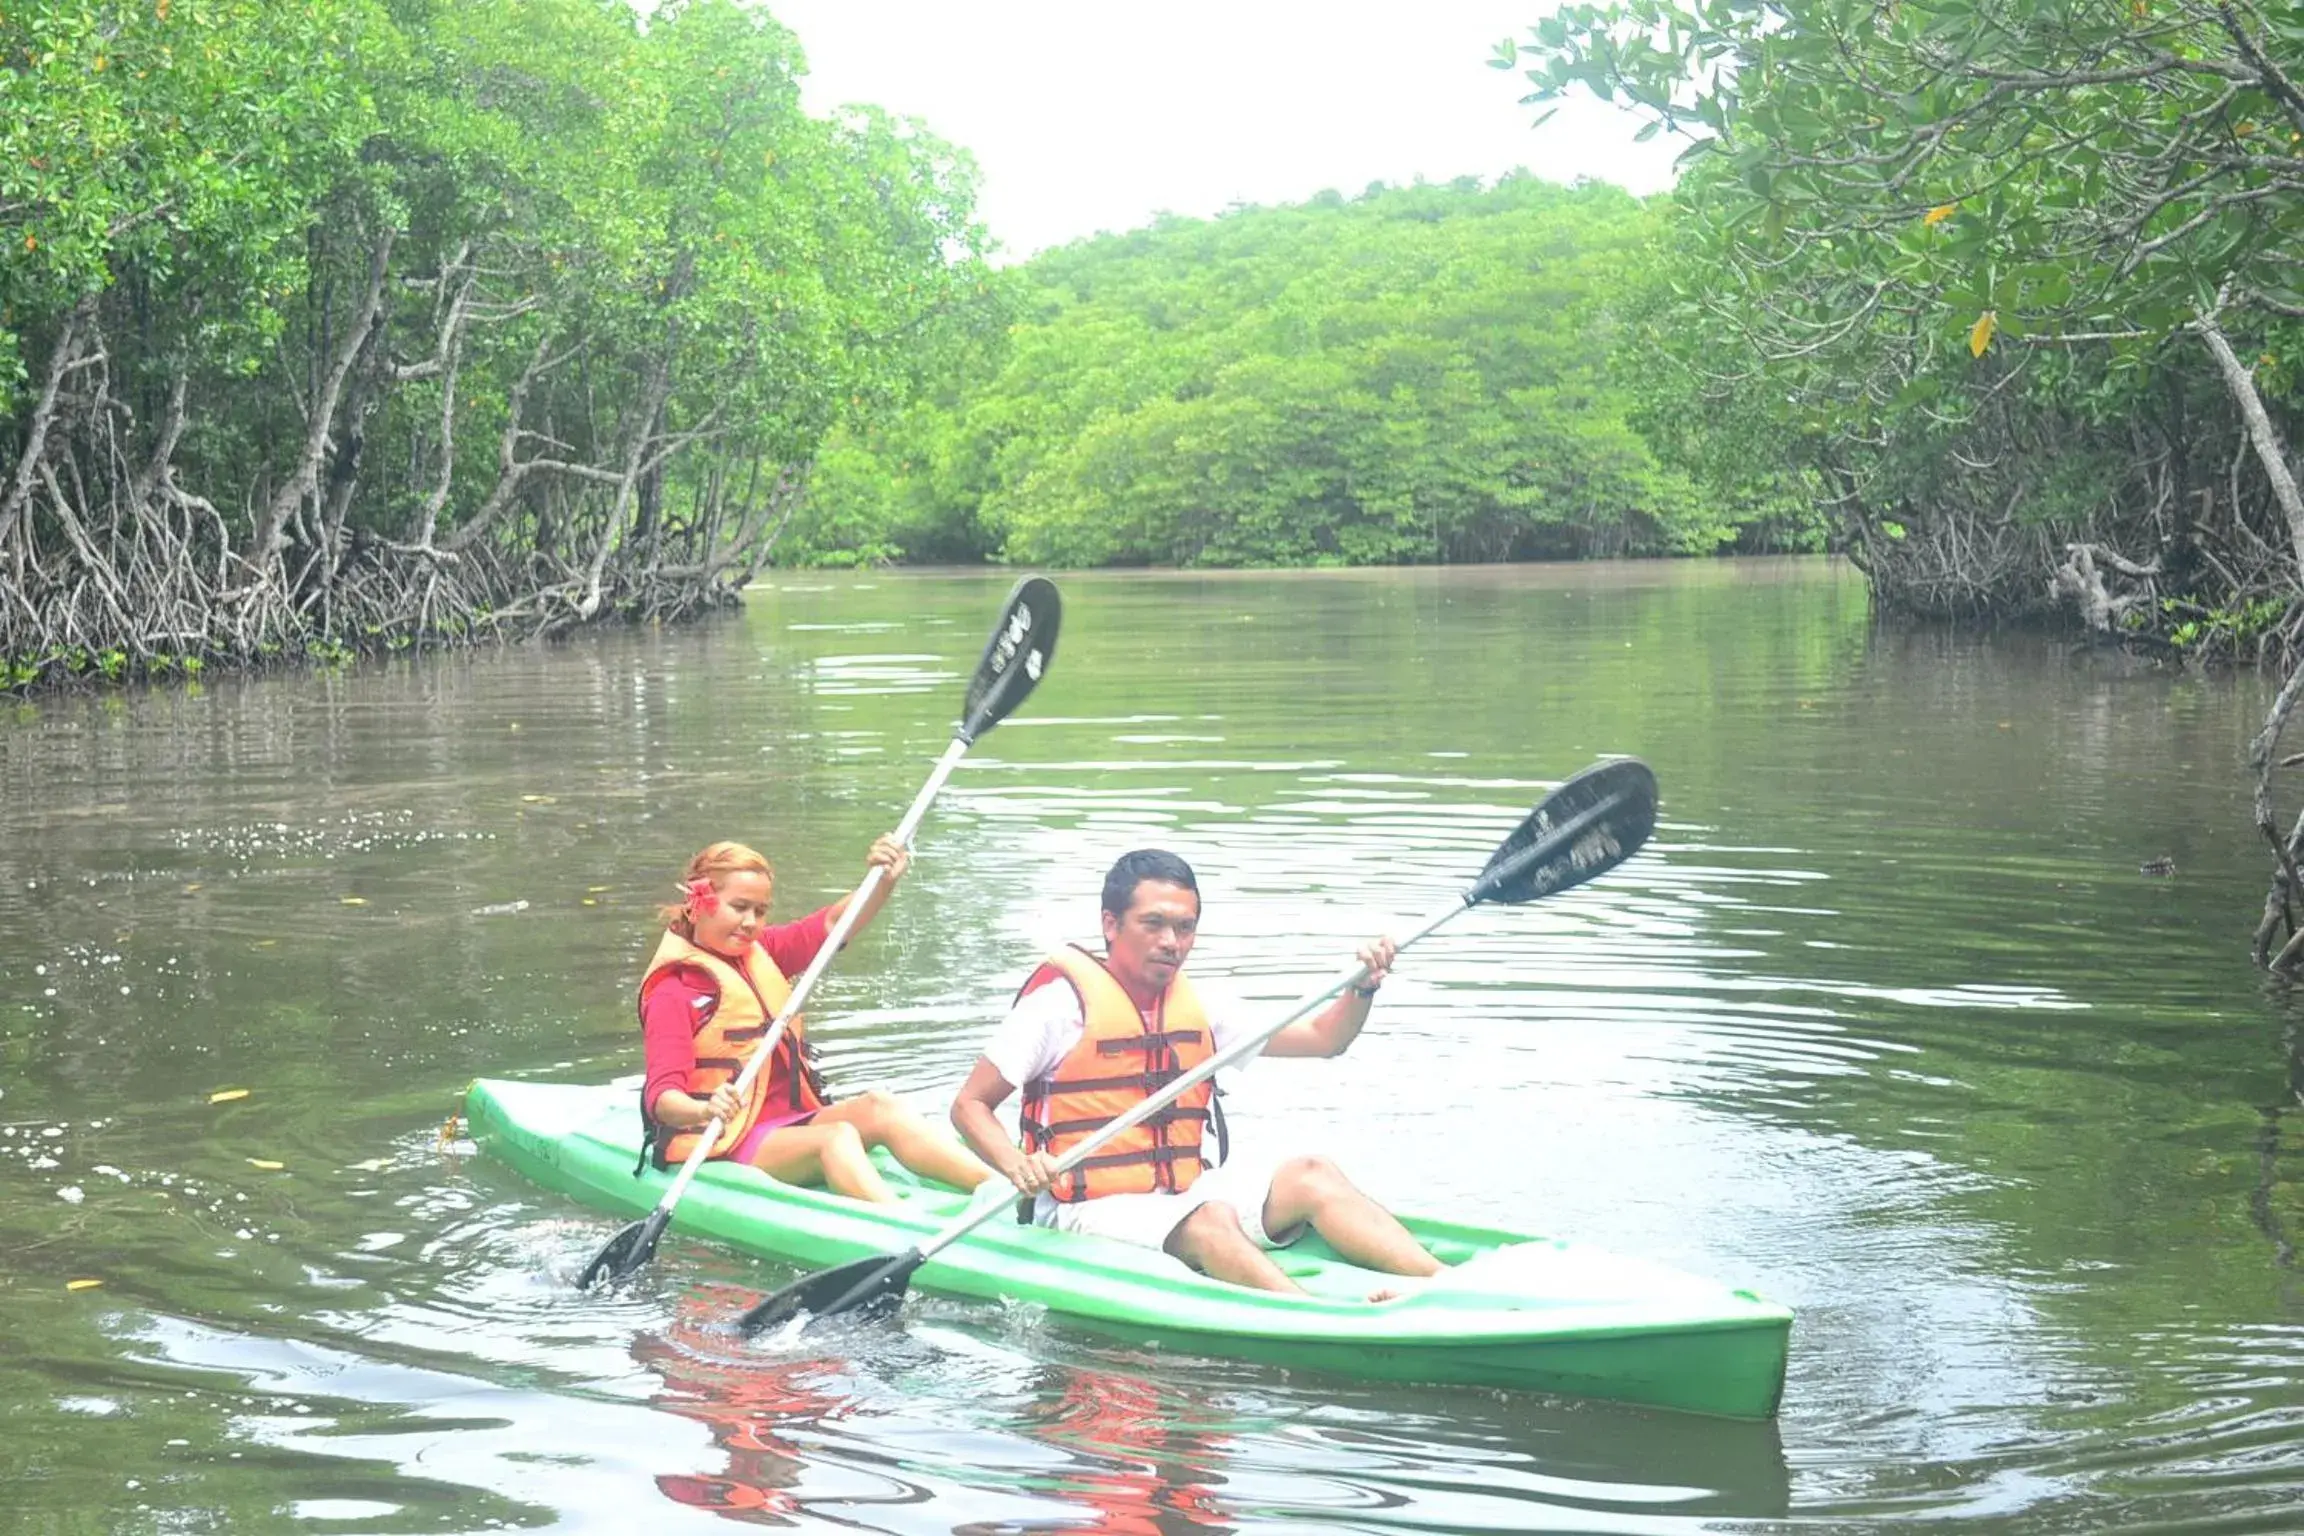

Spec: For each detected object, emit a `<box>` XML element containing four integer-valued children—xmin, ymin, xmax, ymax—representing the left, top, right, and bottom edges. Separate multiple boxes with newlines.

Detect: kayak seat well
<box><xmin>696</xmin><ymin>1147</ymin><xmax>1554</xmax><ymax>1305</ymax></box>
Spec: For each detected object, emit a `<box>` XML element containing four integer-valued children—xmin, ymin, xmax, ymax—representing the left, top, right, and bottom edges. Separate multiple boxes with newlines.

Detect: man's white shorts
<box><xmin>1043</xmin><ymin>1155</ymin><xmax>1302</xmax><ymax>1252</ymax></box>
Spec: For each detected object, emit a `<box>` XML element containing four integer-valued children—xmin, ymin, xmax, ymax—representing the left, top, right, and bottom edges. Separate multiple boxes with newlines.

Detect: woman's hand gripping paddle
<box><xmin>733</xmin><ymin>756</ymin><xmax>1659</xmax><ymax>1336</ymax></box>
<box><xmin>576</xmin><ymin>577</ymin><xmax>1062</xmax><ymax>1291</ymax></box>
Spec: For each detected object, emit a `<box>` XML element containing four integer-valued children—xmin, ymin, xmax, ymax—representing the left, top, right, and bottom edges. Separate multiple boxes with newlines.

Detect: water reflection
<box><xmin>633</xmin><ymin>1285</ymin><xmax>1795</xmax><ymax>1535</ymax></box>
<box><xmin>635</xmin><ymin>1294</ymin><xmax>1246</xmax><ymax>1534</ymax></box>
<box><xmin>640</xmin><ymin>1308</ymin><xmax>840</xmax><ymax>1524</ymax></box>
<box><xmin>984</xmin><ymin>1365</ymin><xmax>1235</xmax><ymax>1536</ymax></box>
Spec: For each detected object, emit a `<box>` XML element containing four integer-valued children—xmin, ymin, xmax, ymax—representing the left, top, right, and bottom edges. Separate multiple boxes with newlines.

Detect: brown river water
<box><xmin>3</xmin><ymin>559</ymin><xmax>2301</xmax><ymax>1533</ymax></box>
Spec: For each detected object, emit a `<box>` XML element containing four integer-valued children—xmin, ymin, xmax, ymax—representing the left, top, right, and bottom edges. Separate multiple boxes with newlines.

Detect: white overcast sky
<box><xmin>764</xmin><ymin>1</ymin><xmax>1683</xmax><ymax>259</ymax></box>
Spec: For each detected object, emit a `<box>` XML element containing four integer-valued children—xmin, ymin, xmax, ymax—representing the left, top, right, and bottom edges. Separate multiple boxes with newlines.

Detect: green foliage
<box><xmin>1506</xmin><ymin>0</ymin><xmax>2304</xmax><ymax>350</ymax></box>
<box><xmin>1503</xmin><ymin>0</ymin><xmax>2304</xmax><ymax>636</ymax></box>
<box><xmin>1</xmin><ymin>0</ymin><xmax>997</xmax><ymax>684</ymax></box>
<box><xmin>790</xmin><ymin>177</ymin><xmax>1767</xmax><ymax>567</ymax></box>
<box><xmin>2163</xmin><ymin>595</ymin><xmax>2292</xmax><ymax>651</ymax></box>
<box><xmin>1</xmin><ymin>0</ymin><xmax>391</xmax><ymax>411</ymax></box>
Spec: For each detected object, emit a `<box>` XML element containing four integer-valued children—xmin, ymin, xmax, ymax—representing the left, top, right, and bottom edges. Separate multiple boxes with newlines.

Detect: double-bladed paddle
<box><xmin>577</xmin><ymin>576</ymin><xmax>1062</xmax><ymax>1291</ymax></box>
<box><xmin>733</xmin><ymin>755</ymin><xmax>1659</xmax><ymax>1335</ymax></box>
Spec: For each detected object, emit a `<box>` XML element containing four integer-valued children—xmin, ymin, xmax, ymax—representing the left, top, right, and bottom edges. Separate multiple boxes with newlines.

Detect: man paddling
<box><xmin>951</xmin><ymin>849</ymin><xmax>1442</xmax><ymax>1300</ymax></box>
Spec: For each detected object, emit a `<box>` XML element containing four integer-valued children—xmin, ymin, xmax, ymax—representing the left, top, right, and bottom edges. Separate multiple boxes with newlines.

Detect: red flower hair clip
<box><xmin>685</xmin><ymin>876</ymin><xmax>719</xmax><ymax>916</ymax></box>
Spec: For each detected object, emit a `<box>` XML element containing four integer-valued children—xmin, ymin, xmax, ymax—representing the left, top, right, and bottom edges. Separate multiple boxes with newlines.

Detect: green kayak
<box><xmin>466</xmin><ymin>1078</ymin><xmax>1792</xmax><ymax>1420</ymax></box>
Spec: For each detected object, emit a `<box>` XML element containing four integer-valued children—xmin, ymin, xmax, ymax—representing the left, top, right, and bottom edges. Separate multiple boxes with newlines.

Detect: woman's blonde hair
<box><xmin>657</xmin><ymin>841</ymin><xmax>773</xmax><ymax>936</ymax></box>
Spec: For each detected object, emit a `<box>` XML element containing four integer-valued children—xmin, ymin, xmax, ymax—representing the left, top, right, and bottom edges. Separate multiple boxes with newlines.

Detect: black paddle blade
<box><xmin>1468</xmin><ymin>758</ymin><xmax>1657</xmax><ymax>906</ymax></box>
<box><xmin>577</xmin><ymin>1208</ymin><xmax>668</xmax><ymax>1291</ymax></box>
<box><xmin>957</xmin><ymin>577</ymin><xmax>1060</xmax><ymax>744</ymax></box>
<box><xmin>735</xmin><ymin>1249</ymin><xmax>926</xmax><ymax>1337</ymax></box>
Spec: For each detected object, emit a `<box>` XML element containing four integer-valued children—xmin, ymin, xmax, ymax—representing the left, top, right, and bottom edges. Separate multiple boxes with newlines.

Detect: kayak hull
<box><xmin>465</xmin><ymin>1078</ymin><xmax>1791</xmax><ymax>1420</ymax></box>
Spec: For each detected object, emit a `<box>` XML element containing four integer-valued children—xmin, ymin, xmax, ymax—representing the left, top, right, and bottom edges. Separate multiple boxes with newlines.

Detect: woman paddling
<box><xmin>639</xmin><ymin>838</ymin><xmax>993</xmax><ymax>1202</ymax></box>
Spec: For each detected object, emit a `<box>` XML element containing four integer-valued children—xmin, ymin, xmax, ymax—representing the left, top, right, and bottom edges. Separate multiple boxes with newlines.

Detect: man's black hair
<box><xmin>1101</xmin><ymin>849</ymin><xmax>1199</xmax><ymax>919</ymax></box>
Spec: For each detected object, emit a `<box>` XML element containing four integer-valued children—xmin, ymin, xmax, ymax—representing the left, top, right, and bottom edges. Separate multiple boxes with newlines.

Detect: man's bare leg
<box><xmin>1164</xmin><ymin>1201</ymin><xmax>1302</xmax><ymax>1293</ymax></box>
<box><xmin>1261</xmin><ymin>1155</ymin><xmax>1443</xmax><ymax>1299</ymax></box>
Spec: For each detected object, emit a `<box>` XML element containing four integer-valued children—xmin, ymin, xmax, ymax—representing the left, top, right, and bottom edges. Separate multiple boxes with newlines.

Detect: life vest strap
<box><xmin>1052</xmin><ymin>1143</ymin><xmax>1206</xmax><ymax>1201</ymax></box>
<box><xmin>1023</xmin><ymin>1107</ymin><xmax>1208</xmax><ymax>1141</ymax></box>
<box><xmin>1071</xmin><ymin>1143</ymin><xmax>1203</xmax><ymax>1171</ymax></box>
<box><xmin>1025</xmin><ymin>1068</ymin><xmax>1193</xmax><ymax>1097</ymax></box>
<box><xmin>1093</xmin><ymin>1029</ymin><xmax>1204</xmax><ymax>1056</ymax></box>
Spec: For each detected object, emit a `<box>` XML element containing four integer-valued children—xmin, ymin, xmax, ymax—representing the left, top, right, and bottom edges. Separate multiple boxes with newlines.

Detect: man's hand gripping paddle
<box><xmin>576</xmin><ymin>577</ymin><xmax>1062</xmax><ymax>1291</ymax></box>
<box><xmin>733</xmin><ymin>756</ymin><xmax>1658</xmax><ymax>1335</ymax></box>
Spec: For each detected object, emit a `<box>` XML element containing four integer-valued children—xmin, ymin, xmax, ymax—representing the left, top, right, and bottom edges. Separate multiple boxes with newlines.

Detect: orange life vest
<box><xmin>1016</xmin><ymin>946</ymin><xmax>1221</xmax><ymax>1203</ymax></box>
<box><xmin>637</xmin><ymin>928</ymin><xmax>826</xmax><ymax>1170</ymax></box>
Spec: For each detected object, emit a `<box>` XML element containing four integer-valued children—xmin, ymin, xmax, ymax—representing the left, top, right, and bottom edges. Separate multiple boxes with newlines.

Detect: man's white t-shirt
<box><xmin>984</xmin><ymin>965</ymin><xmax>1251</xmax><ymax>1225</ymax></box>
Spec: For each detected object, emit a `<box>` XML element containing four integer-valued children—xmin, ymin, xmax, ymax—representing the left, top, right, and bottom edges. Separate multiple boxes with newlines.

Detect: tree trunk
<box><xmin>412</xmin><ymin>271</ymin><xmax>478</xmax><ymax>550</ymax></box>
<box><xmin>441</xmin><ymin>331</ymin><xmax>578</xmax><ymax>554</ymax></box>
<box><xmin>252</xmin><ymin>228</ymin><xmax>396</xmax><ymax>562</ymax></box>
<box><xmin>2205</xmin><ymin>314</ymin><xmax>2304</xmax><ymax>971</ymax></box>
<box><xmin>0</xmin><ymin>297</ymin><xmax>97</xmax><ymax>566</ymax></box>
<box><xmin>574</xmin><ymin>356</ymin><xmax>673</xmax><ymax>621</ymax></box>
<box><xmin>2198</xmin><ymin>316</ymin><xmax>2304</xmax><ymax>578</ymax></box>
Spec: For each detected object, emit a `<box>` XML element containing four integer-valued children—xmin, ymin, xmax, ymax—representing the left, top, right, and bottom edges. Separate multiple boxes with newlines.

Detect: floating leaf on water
<box><xmin>253</xmin><ymin>939</ymin><xmax>277</xmax><ymax>948</ymax></box>
<box><xmin>586</xmin><ymin>885</ymin><xmax>612</xmax><ymax>894</ymax></box>
<box><xmin>66</xmin><ymin>1278</ymin><xmax>102</xmax><ymax>1291</ymax></box>
<box><xmin>246</xmin><ymin>1159</ymin><xmax>284</xmax><ymax>1171</ymax></box>
<box><xmin>581</xmin><ymin>898</ymin><xmax>598</xmax><ymax>907</ymax></box>
<box><xmin>208</xmin><ymin>1088</ymin><xmax>250</xmax><ymax>1104</ymax></box>
<box><xmin>340</xmin><ymin>897</ymin><xmax>367</xmax><ymax>907</ymax></box>
<box><xmin>181</xmin><ymin>883</ymin><xmax>202</xmax><ymax>894</ymax></box>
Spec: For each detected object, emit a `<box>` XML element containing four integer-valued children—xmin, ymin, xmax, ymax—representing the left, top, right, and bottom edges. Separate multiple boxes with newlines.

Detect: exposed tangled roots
<box><xmin>0</xmin><ymin>293</ymin><xmax>808</xmax><ymax>694</ymax></box>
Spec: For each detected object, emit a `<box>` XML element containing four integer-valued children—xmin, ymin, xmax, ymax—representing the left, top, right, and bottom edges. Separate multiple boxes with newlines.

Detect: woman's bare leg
<box><xmin>816</xmin><ymin>1090</ymin><xmax>995</xmax><ymax>1190</ymax></box>
<box><xmin>747</xmin><ymin>1121</ymin><xmax>895</xmax><ymax>1203</ymax></box>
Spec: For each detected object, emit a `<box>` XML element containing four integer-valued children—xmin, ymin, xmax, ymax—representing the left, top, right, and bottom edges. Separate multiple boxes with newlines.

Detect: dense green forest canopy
<box><xmin>783</xmin><ymin>175</ymin><xmax>1822</xmax><ymax>568</ymax></box>
<box><xmin>0</xmin><ymin>0</ymin><xmax>995</xmax><ymax>689</ymax></box>
<box><xmin>1502</xmin><ymin>0</ymin><xmax>2304</xmax><ymax>654</ymax></box>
